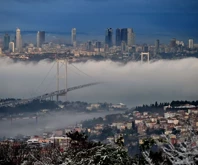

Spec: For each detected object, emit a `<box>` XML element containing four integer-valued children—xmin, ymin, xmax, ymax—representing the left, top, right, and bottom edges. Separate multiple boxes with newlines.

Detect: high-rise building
<box><xmin>116</xmin><ymin>28</ymin><xmax>121</xmax><ymax>46</ymax></box>
<box><xmin>16</xmin><ymin>28</ymin><xmax>22</xmax><ymax>52</ymax></box>
<box><xmin>4</xmin><ymin>34</ymin><xmax>10</xmax><ymax>50</ymax></box>
<box><xmin>37</xmin><ymin>31</ymin><xmax>45</xmax><ymax>48</ymax></box>
<box><xmin>9</xmin><ymin>42</ymin><xmax>15</xmax><ymax>52</ymax></box>
<box><xmin>95</xmin><ymin>41</ymin><xmax>101</xmax><ymax>49</ymax></box>
<box><xmin>189</xmin><ymin>39</ymin><xmax>194</xmax><ymax>49</ymax></box>
<box><xmin>127</xmin><ymin>28</ymin><xmax>134</xmax><ymax>46</ymax></box>
<box><xmin>121</xmin><ymin>41</ymin><xmax>127</xmax><ymax>52</ymax></box>
<box><xmin>87</xmin><ymin>41</ymin><xmax>92</xmax><ymax>51</ymax></box>
<box><xmin>71</xmin><ymin>28</ymin><xmax>76</xmax><ymax>47</ymax></box>
<box><xmin>121</xmin><ymin>28</ymin><xmax>127</xmax><ymax>44</ymax></box>
<box><xmin>105</xmin><ymin>28</ymin><xmax>113</xmax><ymax>47</ymax></box>
<box><xmin>155</xmin><ymin>39</ymin><xmax>160</xmax><ymax>54</ymax></box>
<box><xmin>170</xmin><ymin>38</ymin><xmax>176</xmax><ymax>48</ymax></box>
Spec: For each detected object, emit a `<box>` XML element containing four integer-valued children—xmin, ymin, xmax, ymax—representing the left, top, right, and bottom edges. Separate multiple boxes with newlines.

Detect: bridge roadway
<box><xmin>0</xmin><ymin>82</ymin><xmax>101</xmax><ymax>108</ymax></box>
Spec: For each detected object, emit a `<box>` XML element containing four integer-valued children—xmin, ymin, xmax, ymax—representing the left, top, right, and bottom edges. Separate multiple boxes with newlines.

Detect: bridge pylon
<box><xmin>56</xmin><ymin>58</ymin><xmax>67</xmax><ymax>102</ymax></box>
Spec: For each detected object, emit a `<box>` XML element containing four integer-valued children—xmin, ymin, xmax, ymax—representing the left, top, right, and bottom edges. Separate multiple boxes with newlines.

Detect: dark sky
<box><xmin>0</xmin><ymin>0</ymin><xmax>198</xmax><ymax>39</ymax></box>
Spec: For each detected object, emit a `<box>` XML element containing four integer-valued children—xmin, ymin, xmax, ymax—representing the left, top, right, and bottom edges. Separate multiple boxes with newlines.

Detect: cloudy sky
<box><xmin>0</xmin><ymin>0</ymin><xmax>198</xmax><ymax>39</ymax></box>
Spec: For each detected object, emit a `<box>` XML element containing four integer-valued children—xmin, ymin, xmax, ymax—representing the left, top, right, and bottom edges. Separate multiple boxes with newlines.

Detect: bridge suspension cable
<box><xmin>70</xmin><ymin>63</ymin><xmax>93</xmax><ymax>78</ymax></box>
<box><xmin>31</xmin><ymin>61</ymin><xmax>56</xmax><ymax>97</ymax></box>
<box><xmin>42</xmin><ymin>62</ymin><xmax>64</xmax><ymax>94</ymax></box>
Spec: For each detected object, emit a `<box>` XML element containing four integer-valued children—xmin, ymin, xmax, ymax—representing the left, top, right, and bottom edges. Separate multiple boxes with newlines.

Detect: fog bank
<box><xmin>0</xmin><ymin>57</ymin><xmax>198</xmax><ymax>107</ymax></box>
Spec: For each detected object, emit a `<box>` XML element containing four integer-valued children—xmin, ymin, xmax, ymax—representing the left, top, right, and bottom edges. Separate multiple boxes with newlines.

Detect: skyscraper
<box><xmin>189</xmin><ymin>39</ymin><xmax>194</xmax><ymax>49</ymax></box>
<box><xmin>155</xmin><ymin>39</ymin><xmax>160</xmax><ymax>54</ymax></box>
<box><xmin>127</xmin><ymin>28</ymin><xmax>134</xmax><ymax>46</ymax></box>
<box><xmin>71</xmin><ymin>28</ymin><xmax>76</xmax><ymax>47</ymax></box>
<box><xmin>116</xmin><ymin>28</ymin><xmax>121</xmax><ymax>46</ymax></box>
<box><xmin>95</xmin><ymin>41</ymin><xmax>101</xmax><ymax>49</ymax></box>
<box><xmin>4</xmin><ymin>34</ymin><xmax>10</xmax><ymax>50</ymax></box>
<box><xmin>105</xmin><ymin>28</ymin><xmax>113</xmax><ymax>47</ymax></box>
<box><xmin>87</xmin><ymin>41</ymin><xmax>92</xmax><ymax>51</ymax></box>
<box><xmin>121</xmin><ymin>28</ymin><xmax>127</xmax><ymax>44</ymax></box>
<box><xmin>37</xmin><ymin>31</ymin><xmax>45</xmax><ymax>48</ymax></box>
<box><xmin>170</xmin><ymin>38</ymin><xmax>176</xmax><ymax>48</ymax></box>
<box><xmin>16</xmin><ymin>28</ymin><xmax>22</xmax><ymax>52</ymax></box>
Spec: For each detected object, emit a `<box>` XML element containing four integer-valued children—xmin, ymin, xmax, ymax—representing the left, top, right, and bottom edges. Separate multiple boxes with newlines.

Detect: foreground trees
<box><xmin>1</xmin><ymin>129</ymin><xmax>198</xmax><ymax>165</ymax></box>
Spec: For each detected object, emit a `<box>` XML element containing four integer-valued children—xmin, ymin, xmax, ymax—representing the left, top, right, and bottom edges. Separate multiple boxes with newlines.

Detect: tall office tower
<box><xmin>16</xmin><ymin>28</ymin><xmax>22</xmax><ymax>52</ymax></box>
<box><xmin>127</xmin><ymin>28</ymin><xmax>134</xmax><ymax>46</ymax></box>
<box><xmin>71</xmin><ymin>28</ymin><xmax>76</xmax><ymax>47</ymax></box>
<box><xmin>155</xmin><ymin>39</ymin><xmax>160</xmax><ymax>54</ymax></box>
<box><xmin>95</xmin><ymin>41</ymin><xmax>101</xmax><ymax>48</ymax></box>
<box><xmin>105</xmin><ymin>28</ymin><xmax>113</xmax><ymax>47</ymax></box>
<box><xmin>9</xmin><ymin>42</ymin><xmax>15</xmax><ymax>52</ymax></box>
<box><xmin>189</xmin><ymin>39</ymin><xmax>194</xmax><ymax>49</ymax></box>
<box><xmin>116</xmin><ymin>28</ymin><xmax>121</xmax><ymax>46</ymax></box>
<box><xmin>37</xmin><ymin>31</ymin><xmax>45</xmax><ymax>48</ymax></box>
<box><xmin>95</xmin><ymin>41</ymin><xmax>101</xmax><ymax>52</ymax></box>
<box><xmin>121</xmin><ymin>28</ymin><xmax>127</xmax><ymax>44</ymax></box>
<box><xmin>87</xmin><ymin>41</ymin><xmax>92</xmax><ymax>51</ymax></box>
<box><xmin>170</xmin><ymin>38</ymin><xmax>176</xmax><ymax>48</ymax></box>
<box><xmin>4</xmin><ymin>34</ymin><xmax>10</xmax><ymax>50</ymax></box>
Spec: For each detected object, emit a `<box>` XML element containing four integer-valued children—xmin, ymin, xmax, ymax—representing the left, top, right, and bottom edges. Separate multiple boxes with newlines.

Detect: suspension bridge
<box><xmin>0</xmin><ymin>58</ymin><xmax>102</xmax><ymax>108</ymax></box>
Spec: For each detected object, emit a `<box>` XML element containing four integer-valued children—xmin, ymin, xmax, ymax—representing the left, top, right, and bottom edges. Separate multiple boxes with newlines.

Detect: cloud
<box><xmin>0</xmin><ymin>57</ymin><xmax>198</xmax><ymax>108</ymax></box>
<box><xmin>0</xmin><ymin>111</ymin><xmax>121</xmax><ymax>137</ymax></box>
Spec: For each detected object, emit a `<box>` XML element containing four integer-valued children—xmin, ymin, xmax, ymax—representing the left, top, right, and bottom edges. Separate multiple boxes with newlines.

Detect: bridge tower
<box><xmin>56</xmin><ymin>58</ymin><xmax>67</xmax><ymax>102</ymax></box>
<box><xmin>140</xmin><ymin>52</ymin><xmax>150</xmax><ymax>63</ymax></box>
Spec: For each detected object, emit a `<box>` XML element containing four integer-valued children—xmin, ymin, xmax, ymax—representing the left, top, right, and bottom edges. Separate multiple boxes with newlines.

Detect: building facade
<box><xmin>37</xmin><ymin>31</ymin><xmax>45</xmax><ymax>48</ymax></box>
<box><xmin>16</xmin><ymin>28</ymin><xmax>22</xmax><ymax>52</ymax></box>
<box><xmin>9</xmin><ymin>42</ymin><xmax>15</xmax><ymax>52</ymax></box>
<box><xmin>127</xmin><ymin>28</ymin><xmax>134</xmax><ymax>46</ymax></box>
<box><xmin>105</xmin><ymin>28</ymin><xmax>113</xmax><ymax>47</ymax></box>
<box><xmin>155</xmin><ymin>39</ymin><xmax>160</xmax><ymax>55</ymax></box>
<box><xmin>116</xmin><ymin>28</ymin><xmax>121</xmax><ymax>46</ymax></box>
<box><xmin>121</xmin><ymin>28</ymin><xmax>127</xmax><ymax>44</ymax></box>
<box><xmin>71</xmin><ymin>28</ymin><xmax>76</xmax><ymax>47</ymax></box>
<box><xmin>4</xmin><ymin>34</ymin><xmax>10</xmax><ymax>50</ymax></box>
<box><xmin>189</xmin><ymin>39</ymin><xmax>194</xmax><ymax>49</ymax></box>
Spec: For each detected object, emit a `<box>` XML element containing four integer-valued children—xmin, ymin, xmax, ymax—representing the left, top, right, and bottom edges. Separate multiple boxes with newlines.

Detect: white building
<box><xmin>71</xmin><ymin>28</ymin><xmax>76</xmax><ymax>47</ymax></box>
<box><xmin>189</xmin><ymin>39</ymin><xmax>194</xmax><ymax>49</ymax></box>
<box><xmin>127</xmin><ymin>28</ymin><xmax>135</xmax><ymax>46</ymax></box>
<box><xmin>16</xmin><ymin>28</ymin><xmax>22</xmax><ymax>52</ymax></box>
<box><xmin>9</xmin><ymin>42</ymin><xmax>15</xmax><ymax>52</ymax></box>
<box><xmin>164</xmin><ymin>112</ymin><xmax>176</xmax><ymax>118</ymax></box>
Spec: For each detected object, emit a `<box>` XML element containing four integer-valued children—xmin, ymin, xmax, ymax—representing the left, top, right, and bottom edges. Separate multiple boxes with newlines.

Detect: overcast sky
<box><xmin>0</xmin><ymin>0</ymin><xmax>198</xmax><ymax>39</ymax></box>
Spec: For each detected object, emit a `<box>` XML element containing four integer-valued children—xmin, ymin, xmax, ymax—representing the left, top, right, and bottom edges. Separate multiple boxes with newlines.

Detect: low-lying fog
<box><xmin>1</xmin><ymin>57</ymin><xmax>198</xmax><ymax>137</ymax></box>
<box><xmin>0</xmin><ymin>111</ymin><xmax>123</xmax><ymax>137</ymax></box>
<box><xmin>0</xmin><ymin>57</ymin><xmax>198</xmax><ymax>107</ymax></box>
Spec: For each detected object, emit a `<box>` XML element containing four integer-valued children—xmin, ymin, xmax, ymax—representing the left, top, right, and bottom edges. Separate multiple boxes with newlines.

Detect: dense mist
<box><xmin>0</xmin><ymin>57</ymin><xmax>198</xmax><ymax>107</ymax></box>
<box><xmin>0</xmin><ymin>111</ymin><xmax>122</xmax><ymax>137</ymax></box>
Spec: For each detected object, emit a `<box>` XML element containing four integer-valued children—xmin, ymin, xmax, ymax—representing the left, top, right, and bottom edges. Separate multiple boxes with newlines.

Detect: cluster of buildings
<box><xmin>79</xmin><ymin>103</ymin><xmax>198</xmax><ymax>147</ymax></box>
<box><xmin>0</xmin><ymin>28</ymin><xmax>197</xmax><ymax>61</ymax></box>
<box><xmin>1</xmin><ymin>101</ymin><xmax>198</xmax><ymax>155</ymax></box>
<box><xmin>0</xmin><ymin>28</ymin><xmax>45</xmax><ymax>54</ymax></box>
